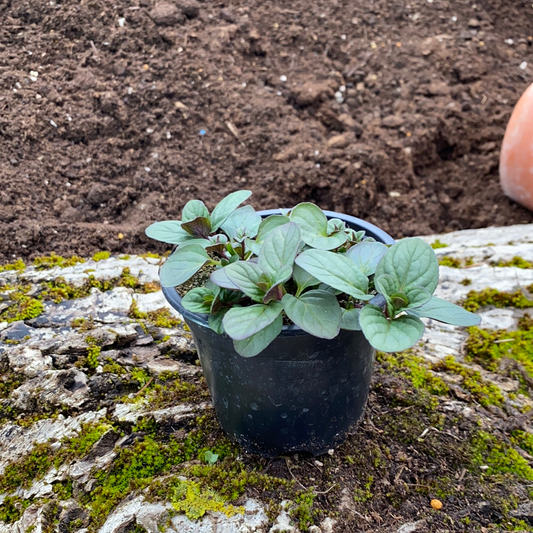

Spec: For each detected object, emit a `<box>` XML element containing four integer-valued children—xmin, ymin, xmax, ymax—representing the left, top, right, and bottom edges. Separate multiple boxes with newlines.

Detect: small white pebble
<box><xmin>404</xmin><ymin>147</ymin><xmax>412</xmax><ymax>155</ymax></box>
<box><xmin>339</xmin><ymin>84</ymin><xmax>346</xmax><ymax>93</ymax></box>
<box><xmin>103</xmin><ymin>42</ymin><xmax>110</xmax><ymax>46</ymax></box>
<box><xmin>334</xmin><ymin>90</ymin><xmax>344</xmax><ymax>103</ymax></box>
<box><xmin>27</xmin><ymin>51</ymin><xmax>32</xmax><ymax>56</ymax></box>
<box><xmin>152</xmin><ymin>153</ymin><xmax>159</xmax><ymax>159</ymax></box>
<box><xmin>29</xmin><ymin>70</ymin><xmax>39</xmax><ymax>82</ymax></box>
<box><xmin>86</xmin><ymin>157</ymin><xmax>92</xmax><ymax>163</ymax></box>
<box><xmin>505</xmin><ymin>38</ymin><xmax>514</xmax><ymax>45</ymax></box>
<box><xmin>327</xmin><ymin>449</ymin><xmax>334</xmax><ymax>456</ymax></box>
<box><xmin>389</xmin><ymin>191</ymin><xmax>401</xmax><ymax>198</ymax></box>
<box><xmin>315</xmin><ymin>163</ymin><xmax>321</xmax><ymax>168</ymax></box>
<box><xmin>242</xmin><ymin>82</ymin><xmax>247</xmax><ymax>88</ymax></box>
<box><xmin>144</xmin><ymin>167</ymin><xmax>151</xmax><ymax>172</ymax></box>
<box><xmin>36</xmin><ymin>94</ymin><xmax>42</xmax><ymax>99</ymax></box>
<box><xmin>118</xmin><ymin>17</ymin><xmax>126</xmax><ymax>27</ymax></box>
<box><xmin>427</xmin><ymin>0</ymin><xmax>433</xmax><ymax>3</ymax></box>
<box><xmin>66</xmin><ymin>182</ymin><xmax>71</xmax><ymax>187</ymax></box>
<box><xmin>13</xmin><ymin>89</ymin><xmax>17</xmax><ymax>93</ymax></box>
<box><xmin>341</xmin><ymin>34</ymin><xmax>347</xmax><ymax>40</ymax></box>
<box><xmin>177</xmin><ymin>47</ymin><xmax>183</xmax><ymax>53</ymax></box>
<box><xmin>67</xmin><ymin>114</ymin><xmax>72</xmax><ymax>122</ymax></box>
<box><xmin>279</xmin><ymin>74</ymin><xmax>287</xmax><ymax>82</ymax></box>
<box><xmin>314</xmin><ymin>150</ymin><xmax>320</xmax><ymax>156</ymax></box>
<box><xmin>50</xmin><ymin>120</ymin><xmax>58</xmax><ymax>128</ymax></box>
<box><xmin>127</xmin><ymin>87</ymin><xmax>133</xmax><ymax>95</ymax></box>
<box><xmin>451</xmin><ymin>16</ymin><xmax>457</xmax><ymax>22</ymax></box>
<box><xmin>314</xmin><ymin>460</ymin><xmax>324</xmax><ymax>467</ymax></box>
<box><xmin>276</xmin><ymin>91</ymin><xmax>282</xmax><ymax>96</ymax></box>
<box><xmin>146</xmin><ymin>128</ymin><xmax>154</xmax><ymax>134</ymax></box>
<box><xmin>44</xmin><ymin>180</ymin><xmax>49</xmax><ymax>185</ymax></box>
<box><xmin>520</xmin><ymin>61</ymin><xmax>528</xmax><ymax>70</ymax></box>
<box><xmin>166</xmin><ymin>132</ymin><xmax>172</xmax><ymax>139</ymax></box>
<box><xmin>15</xmin><ymin>82</ymin><xmax>22</xmax><ymax>89</ymax></box>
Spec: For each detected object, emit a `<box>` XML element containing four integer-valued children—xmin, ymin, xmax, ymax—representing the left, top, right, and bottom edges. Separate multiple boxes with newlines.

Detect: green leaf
<box><xmin>221</xmin><ymin>205</ymin><xmax>262</xmax><ymax>239</ymax></box>
<box><xmin>375</xmin><ymin>274</ymin><xmax>399</xmax><ymax>315</ymax></box>
<box><xmin>159</xmin><ymin>245</ymin><xmax>210</xmax><ymax>287</ymax></box>
<box><xmin>181</xmin><ymin>216</ymin><xmax>212</xmax><ymax>239</ymax></box>
<box><xmin>263</xmin><ymin>283</ymin><xmax>284</xmax><ymax>304</ymax></box>
<box><xmin>327</xmin><ymin>218</ymin><xmax>346</xmax><ymax>233</ymax></box>
<box><xmin>210</xmin><ymin>268</ymin><xmax>241</xmax><ymax>290</ymax></box>
<box><xmin>304</xmin><ymin>232</ymin><xmax>348</xmax><ymax>251</ymax></box>
<box><xmin>403</xmin><ymin>286</ymin><xmax>432</xmax><ymax>309</ymax></box>
<box><xmin>210</xmin><ymin>190</ymin><xmax>252</xmax><ymax>231</ymax></box>
<box><xmin>205</xmin><ymin>234</ymin><xmax>228</xmax><ymax>255</ymax></box>
<box><xmin>219</xmin><ymin>261</ymin><xmax>266</xmax><ymax>302</ymax></box>
<box><xmin>181</xmin><ymin>287</ymin><xmax>214</xmax><ymax>313</ymax></box>
<box><xmin>290</xmin><ymin>203</ymin><xmax>347</xmax><ymax>250</ymax></box>
<box><xmin>204</xmin><ymin>450</ymin><xmax>219</xmax><ymax>465</ymax></box>
<box><xmin>341</xmin><ymin>308</ymin><xmax>361</xmax><ymax>330</ymax></box>
<box><xmin>256</xmin><ymin>215</ymin><xmax>291</xmax><ymax>243</ymax></box>
<box><xmin>375</xmin><ymin>275</ymin><xmax>431</xmax><ymax>314</ymax></box>
<box><xmin>145</xmin><ymin>221</ymin><xmax>196</xmax><ymax>244</ymax></box>
<box><xmin>245</xmin><ymin>238</ymin><xmax>262</xmax><ymax>257</ymax></box>
<box><xmin>375</xmin><ymin>238</ymin><xmax>439</xmax><ymax>294</ymax></box>
<box><xmin>293</xmin><ymin>264</ymin><xmax>320</xmax><ymax>294</ymax></box>
<box><xmin>208</xmin><ymin>310</ymin><xmax>228</xmax><ymax>334</ymax></box>
<box><xmin>282</xmin><ymin>290</ymin><xmax>341</xmax><ymax>339</ymax></box>
<box><xmin>291</xmin><ymin>202</ymin><xmax>328</xmax><ymax>236</ymax></box>
<box><xmin>295</xmin><ymin>250</ymin><xmax>370</xmax><ymax>300</ymax></box>
<box><xmin>359</xmin><ymin>304</ymin><xmax>425</xmax><ymax>352</ymax></box>
<box><xmin>223</xmin><ymin>301</ymin><xmax>283</xmax><ymax>340</ymax></box>
<box><xmin>347</xmin><ymin>242</ymin><xmax>389</xmax><ymax>276</ymax></box>
<box><xmin>258</xmin><ymin>223</ymin><xmax>301</xmax><ymax>282</ymax></box>
<box><xmin>233</xmin><ymin>314</ymin><xmax>283</xmax><ymax>357</ymax></box>
<box><xmin>182</xmin><ymin>200</ymin><xmax>209</xmax><ymax>222</ymax></box>
<box><xmin>406</xmin><ymin>296</ymin><xmax>481</xmax><ymax>326</ymax></box>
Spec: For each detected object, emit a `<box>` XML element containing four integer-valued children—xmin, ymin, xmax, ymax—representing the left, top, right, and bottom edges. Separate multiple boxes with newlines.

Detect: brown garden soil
<box><xmin>1</xmin><ymin>0</ymin><xmax>533</xmax><ymax>262</ymax></box>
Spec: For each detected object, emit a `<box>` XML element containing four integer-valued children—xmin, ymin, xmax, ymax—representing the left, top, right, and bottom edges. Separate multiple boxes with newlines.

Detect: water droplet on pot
<box><xmin>302</xmin><ymin>408</ymin><xmax>309</xmax><ymax>413</ymax></box>
<box><xmin>280</xmin><ymin>413</ymin><xmax>288</xmax><ymax>419</ymax></box>
<box><xmin>250</xmin><ymin>402</ymin><xmax>259</xmax><ymax>411</ymax></box>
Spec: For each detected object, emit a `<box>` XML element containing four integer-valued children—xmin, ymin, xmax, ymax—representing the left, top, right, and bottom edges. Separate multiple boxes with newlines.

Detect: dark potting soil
<box><xmin>1</xmin><ymin>0</ymin><xmax>532</xmax><ymax>263</ymax></box>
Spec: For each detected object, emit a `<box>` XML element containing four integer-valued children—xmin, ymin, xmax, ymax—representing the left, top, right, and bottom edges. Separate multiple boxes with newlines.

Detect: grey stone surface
<box><xmin>0</xmin><ymin>227</ymin><xmax>532</xmax><ymax>532</ymax></box>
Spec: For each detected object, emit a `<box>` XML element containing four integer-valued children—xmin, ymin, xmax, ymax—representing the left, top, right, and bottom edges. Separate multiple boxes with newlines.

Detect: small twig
<box><xmin>284</xmin><ymin>458</ymin><xmax>308</xmax><ymax>491</ymax></box>
<box><xmin>89</xmin><ymin>40</ymin><xmax>100</xmax><ymax>62</ymax></box>
<box><xmin>225</xmin><ymin>121</ymin><xmax>240</xmax><ymax>140</ymax></box>
<box><xmin>135</xmin><ymin>377</ymin><xmax>154</xmax><ymax>396</ymax></box>
<box><xmin>313</xmin><ymin>484</ymin><xmax>337</xmax><ymax>495</ymax></box>
<box><xmin>493</xmin><ymin>338</ymin><xmax>514</xmax><ymax>344</ymax></box>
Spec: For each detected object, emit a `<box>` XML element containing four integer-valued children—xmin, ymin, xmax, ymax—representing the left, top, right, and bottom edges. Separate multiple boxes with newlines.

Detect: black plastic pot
<box><xmin>161</xmin><ymin>211</ymin><xmax>395</xmax><ymax>457</ymax></box>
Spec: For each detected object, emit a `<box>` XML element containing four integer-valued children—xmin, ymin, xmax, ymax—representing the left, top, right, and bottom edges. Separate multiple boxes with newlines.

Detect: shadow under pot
<box><xmin>161</xmin><ymin>210</ymin><xmax>395</xmax><ymax>457</ymax></box>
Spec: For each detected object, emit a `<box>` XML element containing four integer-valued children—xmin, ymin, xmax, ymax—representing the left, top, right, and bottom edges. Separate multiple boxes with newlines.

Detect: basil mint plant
<box><xmin>146</xmin><ymin>190</ymin><xmax>480</xmax><ymax>357</ymax></box>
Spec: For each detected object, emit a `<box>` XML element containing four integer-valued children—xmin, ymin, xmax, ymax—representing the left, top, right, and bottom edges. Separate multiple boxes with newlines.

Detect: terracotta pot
<box><xmin>500</xmin><ymin>82</ymin><xmax>533</xmax><ymax>211</ymax></box>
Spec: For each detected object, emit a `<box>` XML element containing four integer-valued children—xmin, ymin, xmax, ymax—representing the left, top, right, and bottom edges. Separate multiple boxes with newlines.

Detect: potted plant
<box><xmin>145</xmin><ymin>190</ymin><xmax>480</xmax><ymax>456</ymax></box>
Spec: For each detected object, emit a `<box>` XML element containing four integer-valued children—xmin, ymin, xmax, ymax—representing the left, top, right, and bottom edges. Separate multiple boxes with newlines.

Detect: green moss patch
<box><xmin>462</xmin><ymin>288</ymin><xmax>533</xmax><ymax>312</ymax></box>
<box><xmin>33</xmin><ymin>253</ymin><xmax>85</xmax><ymax>270</ymax></box>
<box><xmin>491</xmin><ymin>256</ymin><xmax>533</xmax><ymax>269</ymax></box>
<box><xmin>432</xmin><ymin>356</ymin><xmax>504</xmax><ymax>407</ymax></box>
<box><xmin>438</xmin><ymin>256</ymin><xmax>474</xmax><ymax>268</ymax></box>
<box><xmin>431</xmin><ymin>239</ymin><xmax>448</xmax><ymax>249</ymax></box>
<box><xmin>471</xmin><ymin>431</ymin><xmax>533</xmax><ymax>481</ymax></box>
<box><xmin>465</xmin><ymin>316</ymin><xmax>533</xmax><ymax>384</ymax></box>
<box><xmin>171</xmin><ymin>479</ymin><xmax>244</xmax><ymax>519</ymax></box>
<box><xmin>0</xmin><ymin>423</ymin><xmax>110</xmax><ymax>494</ymax></box>
<box><xmin>377</xmin><ymin>351</ymin><xmax>449</xmax><ymax>397</ymax></box>
<box><xmin>92</xmin><ymin>251</ymin><xmax>111</xmax><ymax>262</ymax></box>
